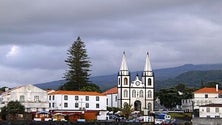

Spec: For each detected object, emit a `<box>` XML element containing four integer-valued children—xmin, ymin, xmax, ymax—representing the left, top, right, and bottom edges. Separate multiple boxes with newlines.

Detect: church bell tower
<box><xmin>117</xmin><ymin>52</ymin><xmax>130</xmax><ymax>108</ymax></box>
<box><xmin>142</xmin><ymin>52</ymin><xmax>154</xmax><ymax>111</ymax></box>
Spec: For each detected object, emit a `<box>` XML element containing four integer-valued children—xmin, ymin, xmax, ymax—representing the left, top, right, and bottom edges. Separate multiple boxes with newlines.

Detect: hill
<box><xmin>160</xmin><ymin>70</ymin><xmax>222</xmax><ymax>89</ymax></box>
<box><xmin>35</xmin><ymin>63</ymin><xmax>222</xmax><ymax>91</ymax></box>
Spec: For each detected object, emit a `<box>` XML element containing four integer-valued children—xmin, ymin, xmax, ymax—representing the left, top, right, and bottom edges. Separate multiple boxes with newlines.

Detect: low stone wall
<box><xmin>192</xmin><ymin>117</ymin><xmax>222</xmax><ymax>125</ymax></box>
<box><xmin>0</xmin><ymin>121</ymin><xmax>153</xmax><ymax>125</ymax></box>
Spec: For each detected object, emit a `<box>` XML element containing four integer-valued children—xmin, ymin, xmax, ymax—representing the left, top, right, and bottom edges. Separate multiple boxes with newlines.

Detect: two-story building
<box><xmin>0</xmin><ymin>84</ymin><xmax>49</xmax><ymax>113</ymax></box>
<box><xmin>181</xmin><ymin>99</ymin><xmax>193</xmax><ymax>112</ymax></box>
<box><xmin>48</xmin><ymin>90</ymin><xmax>106</xmax><ymax>114</ymax></box>
<box><xmin>102</xmin><ymin>87</ymin><xmax>118</xmax><ymax>108</ymax></box>
<box><xmin>199</xmin><ymin>104</ymin><xmax>222</xmax><ymax>118</ymax></box>
<box><xmin>193</xmin><ymin>84</ymin><xmax>222</xmax><ymax>110</ymax></box>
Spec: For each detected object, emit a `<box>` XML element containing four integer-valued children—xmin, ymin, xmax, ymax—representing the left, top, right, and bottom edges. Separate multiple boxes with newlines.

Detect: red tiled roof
<box><xmin>194</xmin><ymin>87</ymin><xmax>222</xmax><ymax>93</ymax></box>
<box><xmin>49</xmin><ymin>90</ymin><xmax>105</xmax><ymax>96</ymax></box>
<box><xmin>102</xmin><ymin>87</ymin><xmax>117</xmax><ymax>95</ymax></box>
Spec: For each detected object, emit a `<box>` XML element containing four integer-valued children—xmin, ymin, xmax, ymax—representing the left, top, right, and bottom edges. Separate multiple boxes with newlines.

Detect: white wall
<box><xmin>0</xmin><ymin>84</ymin><xmax>49</xmax><ymax>112</ymax></box>
<box><xmin>200</xmin><ymin>107</ymin><xmax>222</xmax><ymax>118</ymax></box>
<box><xmin>107</xmin><ymin>94</ymin><xmax>117</xmax><ymax>108</ymax></box>
<box><xmin>49</xmin><ymin>94</ymin><xmax>106</xmax><ymax>111</ymax></box>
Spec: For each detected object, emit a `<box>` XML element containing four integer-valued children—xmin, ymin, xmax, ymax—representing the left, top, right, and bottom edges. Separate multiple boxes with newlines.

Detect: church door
<box><xmin>134</xmin><ymin>100</ymin><xmax>141</xmax><ymax>111</ymax></box>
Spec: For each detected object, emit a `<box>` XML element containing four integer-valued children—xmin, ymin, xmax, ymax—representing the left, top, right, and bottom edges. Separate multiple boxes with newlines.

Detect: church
<box><xmin>117</xmin><ymin>52</ymin><xmax>154</xmax><ymax>112</ymax></box>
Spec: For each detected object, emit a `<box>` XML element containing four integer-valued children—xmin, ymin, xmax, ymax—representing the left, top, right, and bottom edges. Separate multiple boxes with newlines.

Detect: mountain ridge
<box><xmin>35</xmin><ymin>63</ymin><xmax>222</xmax><ymax>91</ymax></box>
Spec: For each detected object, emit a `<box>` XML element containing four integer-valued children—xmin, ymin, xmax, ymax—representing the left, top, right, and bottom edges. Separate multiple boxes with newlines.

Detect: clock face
<box><xmin>136</xmin><ymin>81</ymin><xmax>140</xmax><ymax>86</ymax></box>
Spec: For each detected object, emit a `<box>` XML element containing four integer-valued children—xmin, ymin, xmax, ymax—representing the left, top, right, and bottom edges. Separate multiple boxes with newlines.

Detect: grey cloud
<box><xmin>0</xmin><ymin>0</ymin><xmax>222</xmax><ymax>86</ymax></box>
<box><xmin>0</xmin><ymin>45</ymin><xmax>67</xmax><ymax>70</ymax></box>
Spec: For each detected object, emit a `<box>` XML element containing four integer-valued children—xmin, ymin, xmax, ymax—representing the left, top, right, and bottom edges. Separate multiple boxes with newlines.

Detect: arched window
<box><xmin>139</xmin><ymin>90</ymin><xmax>143</xmax><ymax>97</ymax></box>
<box><xmin>124</xmin><ymin>90</ymin><xmax>128</xmax><ymax>98</ymax></box>
<box><xmin>147</xmin><ymin>90</ymin><xmax>152</xmax><ymax>98</ymax></box>
<box><xmin>124</xmin><ymin>78</ymin><xmax>128</xmax><ymax>85</ymax></box>
<box><xmin>148</xmin><ymin>78</ymin><xmax>152</xmax><ymax>86</ymax></box>
<box><xmin>148</xmin><ymin>103</ymin><xmax>152</xmax><ymax>111</ymax></box>
<box><xmin>132</xmin><ymin>90</ymin><xmax>136</xmax><ymax>98</ymax></box>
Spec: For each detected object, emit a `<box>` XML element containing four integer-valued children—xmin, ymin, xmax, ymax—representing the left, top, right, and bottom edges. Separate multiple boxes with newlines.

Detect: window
<box><xmin>52</xmin><ymin>95</ymin><xmax>55</xmax><ymax>100</ymax></box>
<box><xmin>26</xmin><ymin>108</ymin><xmax>31</xmax><ymax>112</ymax></box>
<box><xmin>132</xmin><ymin>90</ymin><xmax>136</xmax><ymax>98</ymax></box>
<box><xmin>201</xmin><ymin>100</ymin><xmax>203</xmax><ymax>105</ymax></box>
<box><xmin>115</xmin><ymin>96</ymin><xmax>117</xmax><ymax>101</ymax></box>
<box><xmin>49</xmin><ymin>96</ymin><xmax>51</xmax><ymax>100</ymax></box>
<box><xmin>206</xmin><ymin>107</ymin><xmax>210</xmax><ymax>112</ymax></box>
<box><xmin>148</xmin><ymin>103</ymin><xmax>152</xmax><ymax>111</ymax></box>
<box><xmin>106</xmin><ymin>99</ymin><xmax>108</xmax><ymax>105</ymax></box>
<box><xmin>75</xmin><ymin>103</ymin><xmax>78</xmax><ymax>108</ymax></box>
<box><xmin>86</xmin><ymin>103</ymin><xmax>89</xmax><ymax>108</ymax></box>
<box><xmin>49</xmin><ymin>103</ymin><xmax>51</xmax><ymax>108</ymax></box>
<box><xmin>64</xmin><ymin>103</ymin><xmax>68</xmax><ymax>108</ymax></box>
<box><xmin>52</xmin><ymin>103</ymin><xmax>55</xmax><ymax>108</ymax></box>
<box><xmin>34</xmin><ymin>96</ymin><xmax>39</xmax><ymax>102</ymax></box>
<box><xmin>96</xmin><ymin>103</ymin><xmax>99</xmax><ymax>108</ymax></box>
<box><xmin>139</xmin><ymin>90</ymin><xmax>143</xmax><ymax>97</ymax></box>
<box><xmin>124</xmin><ymin>78</ymin><xmax>128</xmax><ymax>85</ymax></box>
<box><xmin>124</xmin><ymin>90</ymin><xmax>128</xmax><ymax>98</ymax></box>
<box><xmin>147</xmin><ymin>90</ymin><xmax>152</xmax><ymax>98</ymax></box>
<box><xmin>196</xmin><ymin>100</ymin><xmax>199</xmax><ymax>106</ymax></box>
<box><xmin>118</xmin><ymin>78</ymin><xmax>120</xmax><ymax>85</ymax></box>
<box><xmin>20</xmin><ymin>95</ymin><xmax>25</xmax><ymax>102</ymax></box>
<box><xmin>75</xmin><ymin>96</ymin><xmax>79</xmax><ymax>100</ymax></box>
<box><xmin>64</xmin><ymin>95</ymin><xmax>68</xmax><ymax>100</ymax></box>
<box><xmin>85</xmin><ymin>96</ymin><xmax>89</xmax><ymax>101</ymax></box>
<box><xmin>96</xmin><ymin>96</ymin><xmax>99</xmax><ymax>101</ymax></box>
<box><xmin>148</xmin><ymin>78</ymin><xmax>152</xmax><ymax>86</ymax></box>
<box><xmin>205</xmin><ymin>94</ymin><xmax>208</xmax><ymax>98</ymax></box>
<box><xmin>216</xmin><ymin>107</ymin><xmax>219</xmax><ymax>113</ymax></box>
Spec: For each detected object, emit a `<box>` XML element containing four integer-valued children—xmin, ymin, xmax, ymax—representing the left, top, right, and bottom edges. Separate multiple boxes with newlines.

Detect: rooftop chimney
<box><xmin>5</xmin><ymin>87</ymin><xmax>9</xmax><ymax>92</ymax></box>
<box><xmin>216</xmin><ymin>84</ymin><xmax>219</xmax><ymax>92</ymax></box>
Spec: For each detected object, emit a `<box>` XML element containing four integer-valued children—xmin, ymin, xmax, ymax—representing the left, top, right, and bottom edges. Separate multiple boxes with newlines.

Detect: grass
<box><xmin>167</xmin><ymin>112</ymin><xmax>192</xmax><ymax>120</ymax></box>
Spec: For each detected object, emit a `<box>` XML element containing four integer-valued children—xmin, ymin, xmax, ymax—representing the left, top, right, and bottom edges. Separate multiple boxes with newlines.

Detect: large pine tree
<box><xmin>62</xmin><ymin>37</ymin><xmax>91</xmax><ymax>90</ymax></box>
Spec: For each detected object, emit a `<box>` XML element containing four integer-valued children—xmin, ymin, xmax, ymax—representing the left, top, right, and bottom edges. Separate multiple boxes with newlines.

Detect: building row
<box><xmin>0</xmin><ymin>52</ymin><xmax>155</xmax><ymax>121</ymax></box>
<box><xmin>0</xmin><ymin>84</ymin><xmax>107</xmax><ymax>114</ymax></box>
<box><xmin>181</xmin><ymin>84</ymin><xmax>222</xmax><ymax>118</ymax></box>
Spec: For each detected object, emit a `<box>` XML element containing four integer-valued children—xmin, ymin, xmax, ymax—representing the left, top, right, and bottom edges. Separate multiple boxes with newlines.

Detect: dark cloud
<box><xmin>0</xmin><ymin>0</ymin><xmax>222</xmax><ymax>86</ymax></box>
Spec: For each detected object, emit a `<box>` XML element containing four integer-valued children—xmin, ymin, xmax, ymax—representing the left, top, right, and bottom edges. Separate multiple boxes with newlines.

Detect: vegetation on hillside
<box><xmin>156</xmin><ymin>70</ymin><xmax>222</xmax><ymax>90</ymax></box>
<box><xmin>156</xmin><ymin>84</ymin><xmax>196</xmax><ymax>109</ymax></box>
<box><xmin>156</xmin><ymin>82</ymin><xmax>220</xmax><ymax>109</ymax></box>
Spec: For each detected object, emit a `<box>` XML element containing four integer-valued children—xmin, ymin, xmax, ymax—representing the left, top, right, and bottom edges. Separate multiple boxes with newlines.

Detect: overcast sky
<box><xmin>1</xmin><ymin>0</ymin><xmax>222</xmax><ymax>87</ymax></box>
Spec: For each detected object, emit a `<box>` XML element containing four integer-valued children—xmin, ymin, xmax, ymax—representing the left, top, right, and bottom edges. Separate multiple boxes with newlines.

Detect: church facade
<box><xmin>117</xmin><ymin>52</ymin><xmax>154</xmax><ymax>112</ymax></box>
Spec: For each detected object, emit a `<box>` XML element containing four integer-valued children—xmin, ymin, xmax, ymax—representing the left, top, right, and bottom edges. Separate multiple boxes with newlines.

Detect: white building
<box><xmin>102</xmin><ymin>87</ymin><xmax>118</xmax><ymax>108</ymax></box>
<box><xmin>48</xmin><ymin>90</ymin><xmax>106</xmax><ymax>112</ymax></box>
<box><xmin>193</xmin><ymin>85</ymin><xmax>222</xmax><ymax>110</ymax></box>
<box><xmin>199</xmin><ymin>104</ymin><xmax>222</xmax><ymax>118</ymax></box>
<box><xmin>0</xmin><ymin>84</ymin><xmax>49</xmax><ymax>113</ymax></box>
<box><xmin>181</xmin><ymin>99</ymin><xmax>193</xmax><ymax>112</ymax></box>
<box><xmin>117</xmin><ymin>52</ymin><xmax>154</xmax><ymax>112</ymax></box>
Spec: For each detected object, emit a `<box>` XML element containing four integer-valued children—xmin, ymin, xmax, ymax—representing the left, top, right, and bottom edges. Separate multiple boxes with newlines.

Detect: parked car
<box><xmin>161</xmin><ymin>119</ymin><xmax>176</xmax><ymax>125</ymax></box>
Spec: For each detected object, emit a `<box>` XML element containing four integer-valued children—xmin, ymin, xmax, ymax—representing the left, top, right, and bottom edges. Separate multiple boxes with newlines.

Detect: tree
<box><xmin>121</xmin><ymin>103</ymin><xmax>133</xmax><ymax>119</ymax></box>
<box><xmin>1</xmin><ymin>101</ymin><xmax>25</xmax><ymax>120</ymax></box>
<box><xmin>0</xmin><ymin>86</ymin><xmax>9</xmax><ymax>92</ymax></box>
<box><xmin>175</xmin><ymin>83</ymin><xmax>185</xmax><ymax>92</ymax></box>
<box><xmin>80</xmin><ymin>83</ymin><xmax>101</xmax><ymax>92</ymax></box>
<box><xmin>62</xmin><ymin>37</ymin><xmax>92</xmax><ymax>90</ymax></box>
